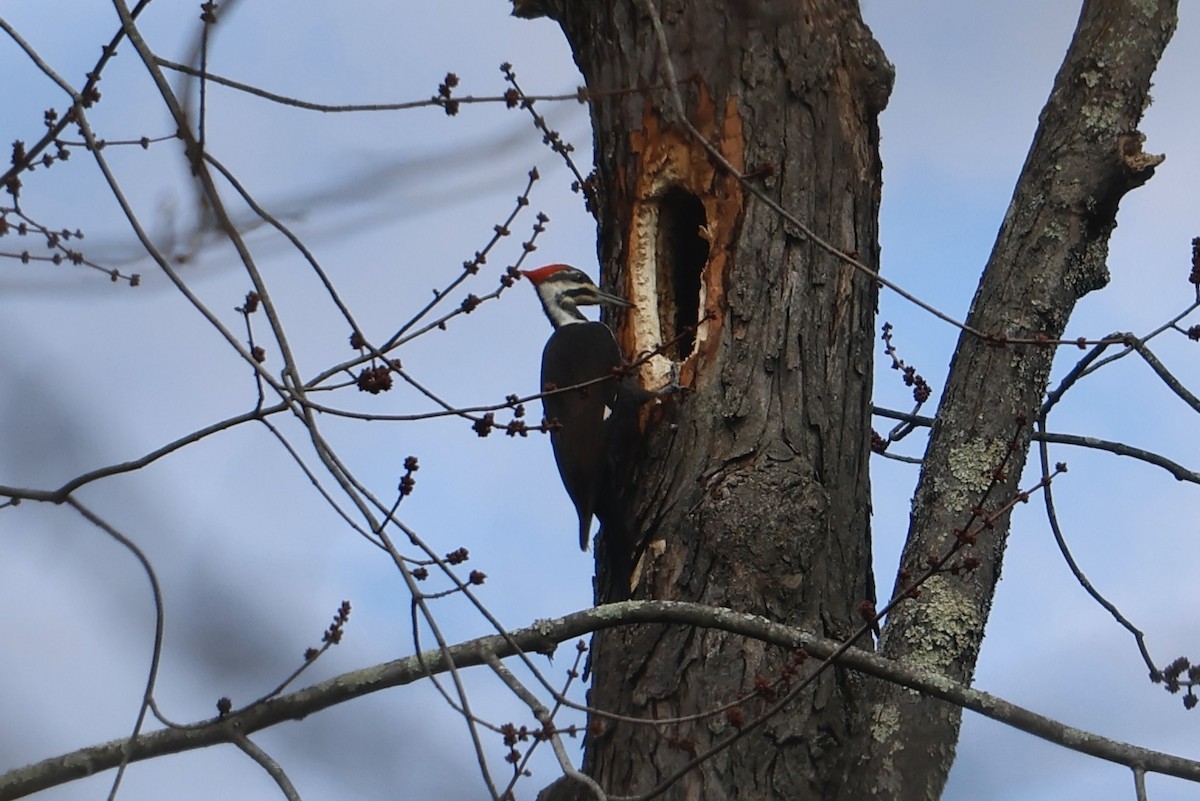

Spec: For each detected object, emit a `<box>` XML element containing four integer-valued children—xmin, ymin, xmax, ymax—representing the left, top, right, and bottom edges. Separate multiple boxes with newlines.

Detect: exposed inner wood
<box><xmin>624</xmin><ymin>89</ymin><xmax>743</xmax><ymax>390</ymax></box>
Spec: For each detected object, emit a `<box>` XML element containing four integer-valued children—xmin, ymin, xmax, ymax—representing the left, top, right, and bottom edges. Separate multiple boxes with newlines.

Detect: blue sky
<box><xmin>1</xmin><ymin>2</ymin><xmax>1198</xmax><ymax>799</ymax></box>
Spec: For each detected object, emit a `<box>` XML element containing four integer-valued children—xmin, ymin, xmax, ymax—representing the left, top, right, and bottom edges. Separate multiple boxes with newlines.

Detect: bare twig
<box><xmin>65</xmin><ymin>501</ymin><xmax>165</xmax><ymax>801</ymax></box>
<box><xmin>483</xmin><ymin>652</ymin><xmax>604</xmax><ymax>801</ymax></box>
<box><xmin>1034</xmin><ymin>422</ymin><xmax>1160</xmax><ymax>678</ymax></box>
<box><xmin>502</xmin><ymin>64</ymin><xmax>597</xmax><ymax>215</ymax></box>
<box><xmin>1131</xmin><ymin>339</ymin><xmax>1200</xmax><ymax>414</ymax></box>
<box><xmin>155</xmin><ymin>56</ymin><xmax>642</xmax><ymax>114</ymax></box>
<box><xmin>0</xmin><ymin>1</ymin><xmax>153</xmax><ymax>188</ymax></box>
<box><xmin>1134</xmin><ymin>767</ymin><xmax>1149</xmax><ymax>801</ymax></box>
<box><xmin>204</xmin><ymin>153</ymin><xmax>364</xmax><ymax>337</ymax></box>
<box><xmin>873</xmin><ymin>406</ymin><xmax>1200</xmax><ymax>485</ymax></box>
<box><xmin>0</xmin><ymin>405</ymin><xmax>279</xmax><ymax>503</ymax></box>
<box><xmin>229</xmin><ymin>729</ymin><xmax>303</xmax><ymax>801</ymax></box>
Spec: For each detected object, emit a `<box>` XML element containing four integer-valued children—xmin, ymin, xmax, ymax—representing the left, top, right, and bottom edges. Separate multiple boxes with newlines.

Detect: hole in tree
<box><xmin>655</xmin><ymin>187</ymin><xmax>708</xmax><ymax>360</ymax></box>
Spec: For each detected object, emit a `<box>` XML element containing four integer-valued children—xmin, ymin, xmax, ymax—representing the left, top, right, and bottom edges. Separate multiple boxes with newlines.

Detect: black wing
<box><xmin>540</xmin><ymin>322</ymin><xmax>622</xmax><ymax>549</ymax></box>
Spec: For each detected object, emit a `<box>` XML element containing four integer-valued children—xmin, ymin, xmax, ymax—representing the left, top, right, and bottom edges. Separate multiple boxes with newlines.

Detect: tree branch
<box><xmin>4</xmin><ymin>602</ymin><xmax>1197</xmax><ymax>800</ymax></box>
<box><xmin>873</xmin><ymin>406</ymin><xmax>1200</xmax><ymax>484</ymax></box>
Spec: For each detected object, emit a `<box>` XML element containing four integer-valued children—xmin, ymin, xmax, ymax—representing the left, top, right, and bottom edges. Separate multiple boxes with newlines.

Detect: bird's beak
<box><xmin>587</xmin><ymin>287</ymin><xmax>634</xmax><ymax>308</ymax></box>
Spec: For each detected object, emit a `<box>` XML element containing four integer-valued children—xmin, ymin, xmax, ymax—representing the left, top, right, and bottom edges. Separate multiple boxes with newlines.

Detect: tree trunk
<box><xmin>521</xmin><ymin>1</ymin><xmax>891</xmax><ymax>797</ymax></box>
<box><xmin>515</xmin><ymin>0</ymin><xmax>1176</xmax><ymax>799</ymax></box>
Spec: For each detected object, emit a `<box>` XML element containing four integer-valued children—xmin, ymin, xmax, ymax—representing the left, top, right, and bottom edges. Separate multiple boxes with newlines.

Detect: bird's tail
<box><xmin>578</xmin><ymin>515</ymin><xmax>593</xmax><ymax>551</ymax></box>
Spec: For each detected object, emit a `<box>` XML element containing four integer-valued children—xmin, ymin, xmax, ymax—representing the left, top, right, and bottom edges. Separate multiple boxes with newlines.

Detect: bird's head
<box><xmin>522</xmin><ymin>263</ymin><xmax>632</xmax><ymax>328</ymax></box>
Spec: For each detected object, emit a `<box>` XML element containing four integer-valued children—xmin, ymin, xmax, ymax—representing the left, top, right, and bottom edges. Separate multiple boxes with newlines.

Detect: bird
<box><xmin>522</xmin><ymin>263</ymin><xmax>635</xmax><ymax>551</ymax></box>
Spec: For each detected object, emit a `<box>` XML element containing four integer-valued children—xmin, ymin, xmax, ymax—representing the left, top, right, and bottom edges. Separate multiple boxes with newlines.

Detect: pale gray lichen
<box><xmin>937</xmin><ymin>436</ymin><xmax>1007</xmax><ymax>513</ymax></box>
<box><xmin>898</xmin><ymin>577</ymin><xmax>982</xmax><ymax>670</ymax></box>
<box><xmin>870</xmin><ymin>699</ymin><xmax>902</xmax><ymax>745</ymax></box>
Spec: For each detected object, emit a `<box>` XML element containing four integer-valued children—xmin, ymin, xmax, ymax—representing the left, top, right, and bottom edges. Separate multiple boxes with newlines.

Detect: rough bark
<box><xmin>844</xmin><ymin>2</ymin><xmax>1177</xmax><ymax>799</ymax></box>
<box><xmin>519</xmin><ymin>1</ymin><xmax>892</xmax><ymax>798</ymax></box>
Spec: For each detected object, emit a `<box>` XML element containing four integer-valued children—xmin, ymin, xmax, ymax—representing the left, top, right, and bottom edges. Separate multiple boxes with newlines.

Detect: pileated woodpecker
<box><xmin>522</xmin><ymin>263</ymin><xmax>634</xmax><ymax>551</ymax></box>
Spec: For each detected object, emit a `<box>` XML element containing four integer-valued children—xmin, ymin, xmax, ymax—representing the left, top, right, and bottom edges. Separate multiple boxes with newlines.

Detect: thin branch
<box><xmin>483</xmin><ymin>652</ymin><xmax>604</xmax><ymax>801</ymax></box>
<box><xmin>1046</xmin><ymin>331</ymin><xmax>1200</xmax><ymax>420</ymax></box>
<box><xmin>376</xmin><ymin>506</ymin><xmax>587</xmax><ymax>722</ymax></box>
<box><xmin>1035</xmin><ymin>420</ymin><xmax>1160</xmax><ymax>677</ymax></box>
<box><xmin>154</xmin><ymin>56</ymin><xmax>652</xmax><ymax>114</ymax></box>
<box><xmin>1132</xmin><ymin>339</ymin><xmax>1200</xmax><ymax>414</ymax></box>
<box><xmin>381</xmin><ymin>171</ymin><xmax>541</xmax><ymax>351</ymax></box>
<box><xmin>256</xmin><ymin>418</ymin><xmax>384</xmax><ymax>548</ymax></box>
<box><xmin>0</xmin><ymin>18</ymin><xmax>81</xmax><ymax>100</ymax></box>
<box><xmin>0</xmin><ymin>405</ymin><xmax>281</xmax><ymax>503</ymax></box>
<box><xmin>499</xmin><ymin>644</ymin><xmax>589</xmax><ymax>801</ymax></box>
<box><xmin>0</xmin><ymin>203</ymin><xmax>142</xmax><ymax>284</ymax></box>
<box><xmin>502</xmin><ymin>65</ymin><xmax>597</xmax><ymax>215</ymax></box>
<box><xmin>1041</xmin><ymin>338</ymin><xmax>1116</xmax><ymax>418</ymax></box>
<box><xmin>393</xmin><ymin>548</ymin><xmax>502</xmax><ymax>798</ymax></box>
<box><xmin>1038</xmin><ymin>431</ymin><xmax>1200</xmax><ymax>484</ymax></box>
<box><xmin>229</xmin><ymin>730</ymin><xmax>303</xmax><ymax>801</ymax></box>
<box><xmin>297</xmin><ymin>182</ymin><xmax>544</xmax><ymax>396</ymax></box>
<box><xmin>1134</xmin><ymin>767</ymin><xmax>1149</xmax><ymax>801</ymax></box>
<box><xmin>203</xmin><ymin>152</ymin><xmax>364</xmax><ymax>337</ymax></box>
<box><xmin>1078</xmin><ymin>298</ymin><xmax>1200</xmax><ymax>379</ymax></box>
<box><xmin>875</xmin><ymin>450</ymin><xmax>924</xmax><ymax>465</ymax></box>
<box><xmin>872</xmin><ymin>406</ymin><xmax>1200</xmax><ymax>484</ymax></box>
<box><xmin>65</xmin><ymin>501</ymin><xmax>165</xmax><ymax>801</ymax></box>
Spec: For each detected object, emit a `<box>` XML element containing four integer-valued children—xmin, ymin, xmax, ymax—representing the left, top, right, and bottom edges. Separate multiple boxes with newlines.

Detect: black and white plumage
<box><xmin>523</xmin><ymin>264</ymin><xmax>633</xmax><ymax>550</ymax></box>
